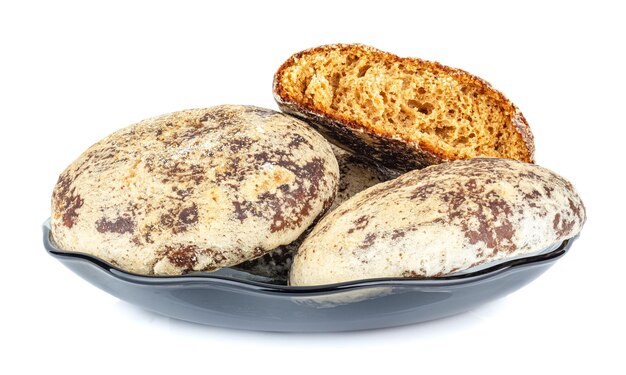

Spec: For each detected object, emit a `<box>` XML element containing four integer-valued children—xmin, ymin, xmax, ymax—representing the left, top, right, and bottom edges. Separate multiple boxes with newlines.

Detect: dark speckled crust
<box><xmin>51</xmin><ymin>105</ymin><xmax>339</xmax><ymax>276</ymax></box>
<box><xmin>291</xmin><ymin>158</ymin><xmax>585</xmax><ymax>286</ymax></box>
<box><xmin>273</xmin><ymin>44</ymin><xmax>535</xmax><ymax>172</ymax></box>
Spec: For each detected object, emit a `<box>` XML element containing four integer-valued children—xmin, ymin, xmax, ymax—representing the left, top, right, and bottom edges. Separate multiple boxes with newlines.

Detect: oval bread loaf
<box><xmin>274</xmin><ymin>44</ymin><xmax>534</xmax><ymax>171</ymax></box>
<box><xmin>234</xmin><ymin>144</ymin><xmax>397</xmax><ymax>280</ymax></box>
<box><xmin>51</xmin><ymin>105</ymin><xmax>339</xmax><ymax>275</ymax></box>
<box><xmin>290</xmin><ymin>158</ymin><xmax>585</xmax><ymax>286</ymax></box>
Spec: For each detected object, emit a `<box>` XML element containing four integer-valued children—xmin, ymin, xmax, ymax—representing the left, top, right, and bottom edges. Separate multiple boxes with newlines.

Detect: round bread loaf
<box><xmin>51</xmin><ymin>105</ymin><xmax>339</xmax><ymax>275</ymax></box>
<box><xmin>290</xmin><ymin>158</ymin><xmax>585</xmax><ymax>286</ymax></box>
<box><xmin>233</xmin><ymin>144</ymin><xmax>396</xmax><ymax>281</ymax></box>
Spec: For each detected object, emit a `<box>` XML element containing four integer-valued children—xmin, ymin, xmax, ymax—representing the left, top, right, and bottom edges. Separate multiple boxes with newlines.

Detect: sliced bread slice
<box><xmin>274</xmin><ymin>44</ymin><xmax>534</xmax><ymax>171</ymax></box>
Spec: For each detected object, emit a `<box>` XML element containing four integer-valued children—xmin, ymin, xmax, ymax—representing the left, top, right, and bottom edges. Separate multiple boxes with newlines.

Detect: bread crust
<box><xmin>290</xmin><ymin>158</ymin><xmax>585</xmax><ymax>286</ymax></box>
<box><xmin>51</xmin><ymin>105</ymin><xmax>339</xmax><ymax>275</ymax></box>
<box><xmin>274</xmin><ymin>44</ymin><xmax>535</xmax><ymax>171</ymax></box>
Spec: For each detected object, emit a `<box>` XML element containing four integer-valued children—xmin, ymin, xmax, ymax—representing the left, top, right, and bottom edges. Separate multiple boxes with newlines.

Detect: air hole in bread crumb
<box><xmin>435</xmin><ymin>125</ymin><xmax>455</xmax><ymax>138</ymax></box>
<box><xmin>346</xmin><ymin>55</ymin><xmax>359</xmax><ymax>66</ymax></box>
<box><xmin>330</xmin><ymin>73</ymin><xmax>341</xmax><ymax>89</ymax></box>
<box><xmin>408</xmin><ymin>100</ymin><xmax>434</xmax><ymax>115</ymax></box>
<box><xmin>407</xmin><ymin>100</ymin><xmax>419</xmax><ymax>108</ymax></box>
<box><xmin>418</xmin><ymin>87</ymin><xmax>427</xmax><ymax>94</ymax></box>
<box><xmin>419</xmin><ymin>103</ymin><xmax>434</xmax><ymax>115</ymax></box>
<box><xmin>358</xmin><ymin>65</ymin><xmax>371</xmax><ymax>77</ymax></box>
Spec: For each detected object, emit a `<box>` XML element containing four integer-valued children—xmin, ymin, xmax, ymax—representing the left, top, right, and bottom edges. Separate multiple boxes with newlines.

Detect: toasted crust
<box><xmin>51</xmin><ymin>105</ymin><xmax>339</xmax><ymax>275</ymax></box>
<box><xmin>290</xmin><ymin>158</ymin><xmax>585</xmax><ymax>286</ymax></box>
<box><xmin>274</xmin><ymin>44</ymin><xmax>535</xmax><ymax>171</ymax></box>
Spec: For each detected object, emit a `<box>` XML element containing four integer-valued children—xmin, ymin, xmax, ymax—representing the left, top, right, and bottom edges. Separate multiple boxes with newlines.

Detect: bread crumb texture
<box><xmin>290</xmin><ymin>158</ymin><xmax>585</xmax><ymax>286</ymax></box>
<box><xmin>51</xmin><ymin>105</ymin><xmax>339</xmax><ymax>275</ymax></box>
<box><xmin>274</xmin><ymin>44</ymin><xmax>534</xmax><ymax>169</ymax></box>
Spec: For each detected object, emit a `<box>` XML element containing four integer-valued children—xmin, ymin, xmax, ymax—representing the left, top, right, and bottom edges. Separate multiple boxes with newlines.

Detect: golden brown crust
<box><xmin>274</xmin><ymin>44</ymin><xmax>534</xmax><ymax>171</ymax></box>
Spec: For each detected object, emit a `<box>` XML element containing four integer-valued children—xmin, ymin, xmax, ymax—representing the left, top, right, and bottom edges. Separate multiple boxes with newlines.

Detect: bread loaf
<box><xmin>51</xmin><ymin>105</ymin><xmax>339</xmax><ymax>275</ymax></box>
<box><xmin>274</xmin><ymin>44</ymin><xmax>534</xmax><ymax>171</ymax></box>
<box><xmin>290</xmin><ymin>158</ymin><xmax>585</xmax><ymax>286</ymax></box>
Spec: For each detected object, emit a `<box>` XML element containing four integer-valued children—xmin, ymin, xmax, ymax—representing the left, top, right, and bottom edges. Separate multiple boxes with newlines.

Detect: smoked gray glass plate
<box><xmin>43</xmin><ymin>219</ymin><xmax>575</xmax><ymax>332</ymax></box>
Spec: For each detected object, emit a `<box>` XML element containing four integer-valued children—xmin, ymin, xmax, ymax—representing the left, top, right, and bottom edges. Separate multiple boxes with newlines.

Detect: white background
<box><xmin>1</xmin><ymin>0</ymin><xmax>623</xmax><ymax>373</ymax></box>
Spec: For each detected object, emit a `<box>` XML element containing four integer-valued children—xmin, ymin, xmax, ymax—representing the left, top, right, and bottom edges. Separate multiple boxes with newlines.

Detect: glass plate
<box><xmin>43</xmin><ymin>219</ymin><xmax>575</xmax><ymax>332</ymax></box>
